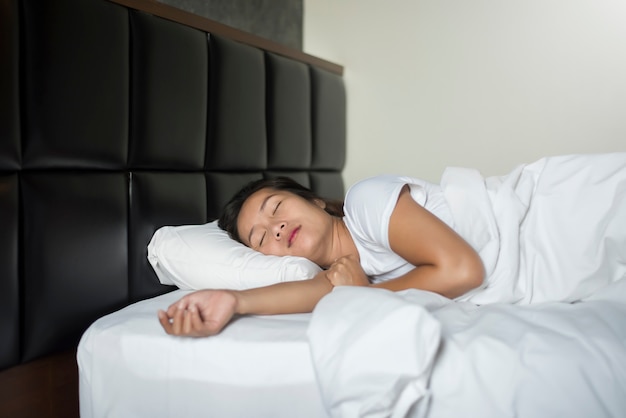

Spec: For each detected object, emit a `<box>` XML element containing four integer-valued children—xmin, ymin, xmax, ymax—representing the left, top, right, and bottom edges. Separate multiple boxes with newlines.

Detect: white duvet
<box><xmin>442</xmin><ymin>152</ymin><xmax>626</xmax><ymax>305</ymax></box>
<box><xmin>308</xmin><ymin>152</ymin><xmax>626</xmax><ymax>418</ymax></box>
<box><xmin>309</xmin><ymin>282</ymin><xmax>626</xmax><ymax>418</ymax></box>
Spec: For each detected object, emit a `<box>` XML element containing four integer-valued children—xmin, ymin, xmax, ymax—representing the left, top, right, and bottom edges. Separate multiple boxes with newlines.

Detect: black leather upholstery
<box><xmin>267</xmin><ymin>53</ymin><xmax>312</xmax><ymax>169</ymax></box>
<box><xmin>0</xmin><ymin>0</ymin><xmax>345</xmax><ymax>370</ymax></box>
<box><xmin>129</xmin><ymin>172</ymin><xmax>208</xmax><ymax>301</ymax></box>
<box><xmin>0</xmin><ymin>175</ymin><xmax>19</xmax><ymax>367</ymax></box>
<box><xmin>207</xmin><ymin>35</ymin><xmax>267</xmax><ymax>170</ymax></box>
<box><xmin>21</xmin><ymin>173</ymin><xmax>129</xmax><ymax>362</ymax></box>
<box><xmin>0</xmin><ymin>0</ymin><xmax>20</xmax><ymax>171</ymax></box>
<box><xmin>21</xmin><ymin>0</ymin><xmax>129</xmax><ymax>170</ymax></box>
<box><xmin>129</xmin><ymin>11</ymin><xmax>208</xmax><ymax>170</ymax></box>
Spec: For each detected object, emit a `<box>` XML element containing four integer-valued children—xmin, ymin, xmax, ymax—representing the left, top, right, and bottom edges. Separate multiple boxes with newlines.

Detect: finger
<box><xmin>190</xmin><ymin>308</ymin><xmax>207</xmax><ymax>335</ymax></box>
<box><xmin>167</xmin><ymin>301</ymin><xmax>183</xmax><ymax>317</ymax></box>
<box><xmin>158</xmin><ymin>310</ymin><xmax>174</xmax><ymax>335</ymax></box>
<box><xmin>180</xmin><ymin>310</ymin><xmax>190</xmax><ymax>335</ymax></box>
<box><xmin>326</xmin><ymin>270</ymin><xmax>341</xmax><ymax>286</ymax></box>
<box><xmin>185</xmin><ymin>307</ymin><xmax>201</xmax><ymax>335</ymax></box>
<box><xmin>168</xmin><ymin>293</ymin><xmax>196</xmax><ymax>313</ymax></box>
<box><xmin>176</xmin><ymin>297</ymin><xmax>192</xmax><ymax>311</ymax></box>
<box><xmin>171</xmin><ymin>308</ymin><xmax>185</xmax><ymax>335</ymax></box>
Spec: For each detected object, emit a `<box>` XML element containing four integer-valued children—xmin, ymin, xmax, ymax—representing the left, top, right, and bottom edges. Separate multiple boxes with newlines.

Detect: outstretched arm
<box><xmin>158</xmin><ymin>271</ymin><xmax>333</xmax><ymax>337</ymax></box>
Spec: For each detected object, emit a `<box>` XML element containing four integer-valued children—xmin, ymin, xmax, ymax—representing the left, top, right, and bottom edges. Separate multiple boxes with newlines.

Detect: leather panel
<box><xmin>129</xmin><ymin>172</ymin><xmax>207</xmax><ymax>301</ymax></box>
<box><xmin>205</xmin><ymin>173</ymin><xmax>263</xmax><ymax>220</ymax></box>
<box><xmin>21</xmin><ymin>0</ymin><xmax>129</xmax><ymax>169</ymax></box>
<box><xmin>129</xmin><ymin>11</ymin><xmax>208</xmax><ymax>170</ymax></box>
<box><xmin>266</xmin><ymin>53</ymin><xmax>312</xmax><ymax>169</ymax></box>
<box><xmin>21</xmin><ymin>173</ymin><xmax>128</xmax><ymax>361</ymax></box>
<box><xmin>311</xmin><ymin>67</ymin><xmax>347</xmax><ymax>171</ymax></box>
<box><xmin>264</xmin><ymin>171</ymin><xmax>310</xmax><ymax>189</ymax></box>
<box><xmin>0</xmin><ymin>0</ymin><xmax>20</xmax><ymax>170</ymax></box>
<box><xmin>310</xmin><ymin>172</ymin><xmax>345</xmax><ymax>201</ymax></box>
<box><xmin>206</xmin><ymin>35</ymin><xmax>266</xmax><ymax>170</ymax></box>
<box><xmin>0</xmin><ymin>175</ymin><xmax>19</xmax><ymax>368</ymax></box>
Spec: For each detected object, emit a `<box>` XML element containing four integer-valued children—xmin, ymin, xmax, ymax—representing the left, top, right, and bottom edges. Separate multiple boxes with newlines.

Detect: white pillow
<box><xmin>147</xmin><ymin>220</ymin><xmax>322</xmax><ymax>290</ymax></box>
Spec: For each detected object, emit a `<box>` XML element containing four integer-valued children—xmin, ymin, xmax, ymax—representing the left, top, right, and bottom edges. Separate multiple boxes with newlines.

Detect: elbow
<box><xmin>444</xmin><ymin>253</ymin><xmax>485</xmax><ymax>299</ymax></box>
<box><xmin>466</xmin><ymin>258</ymin><xmax>485</xmax><ymax>292</ymax></box>
<box><xmin>460</xmin><ymin>254</ymin><xmax>485</xmax><ymax>295</ymax></box>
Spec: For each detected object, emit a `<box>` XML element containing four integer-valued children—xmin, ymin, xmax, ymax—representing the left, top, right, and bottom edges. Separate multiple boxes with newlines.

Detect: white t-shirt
<box><xmin>343</xmin><ymin>175</ymin><xmax>454</xmax><ymax>283</ymax></box>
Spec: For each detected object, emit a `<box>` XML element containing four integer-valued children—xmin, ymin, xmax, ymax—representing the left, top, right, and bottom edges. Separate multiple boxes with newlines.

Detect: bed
<box><xmin>3</xmin><ymin>1</ymin><xmax>625</xmax><ymax>417</ymax></box>
<box><xmin>78</xmin><ymin>154</ymin><xmax>626</xmax><ymax>418</ymax></box>
<box><xmin>77</xmin><ymin>281</ymin><xmax>626</xmax><ymax>417</ymax></box>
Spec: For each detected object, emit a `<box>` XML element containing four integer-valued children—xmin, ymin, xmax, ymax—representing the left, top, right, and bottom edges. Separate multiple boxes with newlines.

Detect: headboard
<box><xmin>0</xmin><ymin>0</ymin><xmax>345</xmax><ymax>415</ymax></box>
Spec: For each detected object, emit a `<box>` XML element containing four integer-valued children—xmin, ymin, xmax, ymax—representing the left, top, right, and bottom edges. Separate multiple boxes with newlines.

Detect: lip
<box><xmin>288</xmin><ymin>226</ymin><xmax>300</xmax><ymax>247</ymax></box>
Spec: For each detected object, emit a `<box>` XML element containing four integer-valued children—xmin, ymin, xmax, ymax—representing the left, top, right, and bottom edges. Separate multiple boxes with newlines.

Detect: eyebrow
<box><xmin>247</xmin><ymin>193</ymin><xmax>276</xmax><ymax>247</ymax></box>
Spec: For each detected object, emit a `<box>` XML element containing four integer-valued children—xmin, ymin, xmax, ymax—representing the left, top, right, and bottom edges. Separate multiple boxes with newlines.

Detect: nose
<box><xmin>273</xmin><ymin>222</ymin><xmax>286</xmax><ymax>239</ymax></box>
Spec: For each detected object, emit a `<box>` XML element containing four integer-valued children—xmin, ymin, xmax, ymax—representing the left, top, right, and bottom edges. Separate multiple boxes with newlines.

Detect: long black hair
<box><xmin>218</xmin><ymin>177</ymin><xmax>344</xmax><ymax>244</ymax></box>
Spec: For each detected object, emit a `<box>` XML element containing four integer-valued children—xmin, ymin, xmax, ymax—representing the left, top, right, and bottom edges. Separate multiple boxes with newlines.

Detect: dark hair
<box><xmin>218</xmin><ymin>177</ymin><xmax>344</xmax><ymax>244</ymax></box>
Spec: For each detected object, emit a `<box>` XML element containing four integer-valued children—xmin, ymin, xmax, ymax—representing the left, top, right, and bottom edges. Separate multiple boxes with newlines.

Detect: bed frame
<box><xmin>0</xmin><ymin>0</ymin><xmax>345</xmax><ymax>416</ymax></box>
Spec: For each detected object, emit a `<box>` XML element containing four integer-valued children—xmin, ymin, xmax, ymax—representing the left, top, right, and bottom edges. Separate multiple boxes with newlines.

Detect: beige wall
<box><xmin>304</xmin><ymin>0</ymin><xmax>626</xmax><ymax>187</ymax></box>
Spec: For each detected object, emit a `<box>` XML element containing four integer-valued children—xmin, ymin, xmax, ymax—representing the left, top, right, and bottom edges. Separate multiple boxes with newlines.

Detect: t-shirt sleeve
<box><xmin>343</xmin><ymin>175</ymin><xmax>427</xmax><ymax>250</ymax></box>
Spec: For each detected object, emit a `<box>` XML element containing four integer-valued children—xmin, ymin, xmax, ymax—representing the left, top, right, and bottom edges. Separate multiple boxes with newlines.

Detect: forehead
<box><xmin>240</xmin><ymin>187</ymin><xmax>279</xmax><ymax>215</ymax></box>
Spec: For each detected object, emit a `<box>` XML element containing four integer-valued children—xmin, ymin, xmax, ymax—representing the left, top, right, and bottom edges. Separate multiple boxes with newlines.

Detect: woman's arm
<box><xmin>372</xmin><ymin>185</ymin><xmax>484</xmax><ymax>298</ymax></box>
<box><xmin>237</xmin><ymin>271</ymin><xmax>334</xmax><ymax>314</ymax></box>
<box><xmin>158</xmin><ymin>271</ymin><xmax>333</xmax><ymax>337</ymax></box>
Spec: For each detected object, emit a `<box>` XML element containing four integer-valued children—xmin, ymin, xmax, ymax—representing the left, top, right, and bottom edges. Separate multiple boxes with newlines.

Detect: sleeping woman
<box><xmin>158</xmin><ymin>152</ymin><xmax>626</xmax><ymax>337</ymax></box>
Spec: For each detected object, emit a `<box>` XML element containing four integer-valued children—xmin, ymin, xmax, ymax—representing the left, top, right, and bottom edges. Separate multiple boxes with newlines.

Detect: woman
<box><xmin>158</xmin><ymin>174</ymin><xmax>486</xmax><ymax>337</ymax></box>
<box><xmin>158</xmin><ymin>153</ymin><xmax>626</xmax><ymax>337</ymax></box>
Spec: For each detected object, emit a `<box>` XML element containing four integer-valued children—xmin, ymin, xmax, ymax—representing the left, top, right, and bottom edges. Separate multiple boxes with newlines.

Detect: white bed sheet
<box><xmin>78</xmin><ymin>290</ymin><xmax>327</xmax><ymax>418</ymax></box>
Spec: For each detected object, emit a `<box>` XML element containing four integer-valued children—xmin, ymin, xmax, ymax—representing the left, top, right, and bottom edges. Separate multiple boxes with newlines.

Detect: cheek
<box><xmin>258</xmin><ymin>242</ymin><xmax>283</xmax><ymax>257</ymax></box>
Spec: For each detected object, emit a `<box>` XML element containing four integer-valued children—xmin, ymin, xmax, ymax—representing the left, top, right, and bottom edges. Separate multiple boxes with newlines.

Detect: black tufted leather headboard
<box><xmin>0</xmin><ymin>0</ymin><xmax>345</xmax><ymax>413</ymax></box>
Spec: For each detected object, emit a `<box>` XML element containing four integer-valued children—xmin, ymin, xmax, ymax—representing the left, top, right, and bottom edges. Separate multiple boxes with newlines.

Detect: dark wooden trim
<box><xmin>0</xmin><ymin>349</ymin><xmax>79</xmax><ymax>418</ymax></box>
<box><xmin>107</xmin><ymin>0</ymin><xmax>344</xmax><ymax>75</ymax></box>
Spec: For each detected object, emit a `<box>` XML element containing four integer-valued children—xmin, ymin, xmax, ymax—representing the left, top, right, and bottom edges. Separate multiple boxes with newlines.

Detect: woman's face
<box><xmin>237</xmin><ymin>187</ymin><xmax>332</xmax><ymax>263</ymax></box>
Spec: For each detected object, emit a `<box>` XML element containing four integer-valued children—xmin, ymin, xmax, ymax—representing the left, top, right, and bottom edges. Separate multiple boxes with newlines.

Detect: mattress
<box><xmin>79</xmin><ymin>282</ymin><xmax>626</xmax><ymax>418</ymax></box>
<box><xmin>78</xmin><ymin>290</ymin><xmax>327</xmax><ymax>418</ymax></box>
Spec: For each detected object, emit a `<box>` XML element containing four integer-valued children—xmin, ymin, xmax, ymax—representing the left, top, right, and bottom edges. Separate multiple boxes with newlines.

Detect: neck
<box><xmin>325</xmin><ymin>217</ymin><xmax>358</xmax><ymax>268</ymax></box>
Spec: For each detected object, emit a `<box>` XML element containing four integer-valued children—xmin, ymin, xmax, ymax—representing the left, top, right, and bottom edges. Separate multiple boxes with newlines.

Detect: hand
<box><xmin>158</xmin><ymin>289</ymin><xmax>238</xmax><ymax>337</ymax></box>
<box><xmin>325</xmin><ymin>254</ymin><xmax>370</xmax><ymax>287</ymax></box>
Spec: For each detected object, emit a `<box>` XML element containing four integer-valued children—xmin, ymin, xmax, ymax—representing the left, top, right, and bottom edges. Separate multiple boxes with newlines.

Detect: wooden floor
<box><xmin>0</xmin><ymin>349</ymin><xmax>79</xmax><ymax>418</ymax></box>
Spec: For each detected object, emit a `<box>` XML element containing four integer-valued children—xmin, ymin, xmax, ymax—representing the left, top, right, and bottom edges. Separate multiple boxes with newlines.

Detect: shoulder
<box><xmin>345</xmin><ymin>175</ymin><xmax>405</xmax><ymax>204</ymax></box>
<box><xmin>345</xmin><ymin>175</ymin><xmax>426</xmax><ymax>213</ymax></box>
<box><xmin>344</xmin><ymin>175</ymin><xmax>417</xmax><ymax>235</ymax></box>
<box><xmin>343</xmin><ymin>175</ymin><xmax>423</xmax><ymax>254</ymax></box>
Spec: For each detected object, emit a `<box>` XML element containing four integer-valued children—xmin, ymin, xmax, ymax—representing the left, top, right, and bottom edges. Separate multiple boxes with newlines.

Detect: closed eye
<box><xmin>273</xmin><ymin>201</ymin><xmax>281</xmax><ymax>215</ymax></box>
<box><xmin>257</xmin><ymin>199</ymin><xmax>281</xmax><ymax>248</ymax></box>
